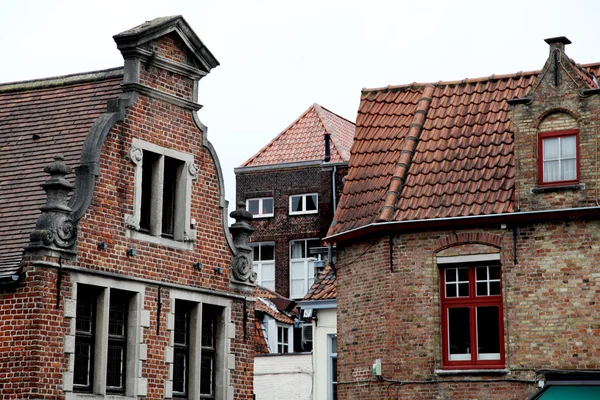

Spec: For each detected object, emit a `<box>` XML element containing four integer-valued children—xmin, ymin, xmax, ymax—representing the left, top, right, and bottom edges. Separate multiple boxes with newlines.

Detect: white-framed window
<box><xmin>251</xmin><ymin>243</ymin><xmax>275</xmax><ymax>291</ymax></box>
<box><xmin>277</xmin><ymin>325</ymin><xmax>292</xmax><ymax>353</ymax></box>
<box><xmin>126</xmin><ymin>139</ymin><xmax>197</xmax><ymax>249</ymax></box>
<box><xmin>246</xmin><ymin>197</ymin><xmax>274</xmax><ymax>218</ymax></box>
<box><xmin>289</xmin><ymin>239</ymin><xmax>320</xmax><ymax>299</ymax></box>
<box><xmin>169</xmin><ymin>290</ymin><xmax>233</xmax><ymax>400</ymax></box>
<box><xmin>328</xmin><ymin>335</ymin><xmax>338</xmax><ymax>400</ymax></box>
<box><xmin>289</xmin><ymin>193</ymin><xmax>318</xmax><ymax>215</ymax></box>
<box><xmin>67</xmin><ymin>275</ymin><xmax>145</xmax><ymax>398</ymax></box>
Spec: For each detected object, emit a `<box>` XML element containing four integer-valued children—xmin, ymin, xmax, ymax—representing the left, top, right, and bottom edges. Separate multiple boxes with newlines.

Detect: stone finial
<box><xmin>229</xmin><ymin>201</ymin><xmax>256</xmax><ymax>284</ymax></box>
<box><xmin>27</xmin><ymin>155</ymin><xmax>77</xmax><ymax>257</ymax></box>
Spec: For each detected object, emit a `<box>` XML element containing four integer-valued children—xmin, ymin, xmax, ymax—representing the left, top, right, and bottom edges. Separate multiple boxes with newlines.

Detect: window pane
<box><xmin>74</xmin><ymin>342</ymin><xmax>92</xmax><ymax>386</ymax></box>
<box><xmin>561</xmin><ymin>136</ymin><xmax>576</xmax><ymax>158</ymax></box>
<box><xmin>489</xmin><ymin>266</ymin><xmax>500</xmax><ymax>280</ymax></box>
<box><xmin>291</xmin><ymin>261</ymin><xmax>306</xmax><ymax>279</ymax></box>
<box><xmin>543</xmin><ymin>137</ymin><xmax>559</xmax><ymax>160</ymax></box>
<box><xmin>291</xmin><ymin>279</ymin><xmax>305</xmax><ymax>298</ymax></box>
<box><xmin>446</xmin><ymin>283</ymin><xmax>457</xmax><ymax>298</ymax></box>
<box><xmin>477</xmin><ymin>306</ymin><xmax>500</xmax><ymax>360</ymax></box>
<box><xmin>457</xmin><ymin>268</ymin><xmax>468</xmax><ymax>282</ymax></box>
<box><xmin>562</xmin><ymin>158</ymin><xmax>576</xmax><ymax>180</ymax></box>
<box><xmin>252</xmin><ymin>245</ymin><xmax>259</xmax><ymax>261</ymax></box>
<box><xmin>446</xmin><ymin>268</ymin><xmax>457</xmax><ymax>282</ymax></box>
<box><xmin>200</xmin><ymin>354</ymin><xmax>214</xmax><ymax>395</ymax></box>
<box><xmin>173</xmin><ymin>350</ymin><xmax>187</xmax><ymax>393</ymax></box>
<box><xmin>305</xmin><ymin>194</ymin><xmax>317</xmax><ymax>211</ymax></box>
<box><xmin>247</xmin><ymin>199</ymin><xmax>259</xmax><ymax>215</ymax></box>
<box><xmin>291</xmin><ymin>196</ymin><xmax>302</xmax><ymax>212</ymax></box>
<box><xmin>162</xmin><ymin>156</ymin><xmax>182</xmax><ymax>237</ymax></box>
<box><xmin>476</xmin><ymin>267</ymin><xmax>487</xmax><ymax>281</ymax></box>
<box><xmin>489</xmin><ymin>281</ymin><xmax>501</xmax><ymax>295</ymax></box>
<box><xmin>106</xmin><ymin>345</ymin><xmax>125</xmax><ymax>388</ymax></box>
<box><xmin>448</xmin><ymin>308</ymin><xmax>471</xmax><ymax>360</ymax></box>
<box><xmin>262</xmin><ymin>198</ymin><xmax>274</xmax><ymax>214</ymax></box>
<box><xmin>476</xmin><ymin>282</ymin><xmax>488</xmax><ymax>296</ymax></box>
<box><xmin>140</xmin><ymin>150</ymin><xmax>160</xmax><ymax>232</ymax></box>
<box><xmin>262</xmin><ymin>244</ymin><xmax>275</xmax><ymax>260</ymax></box>
<box><xmin>263</xmin><ymin>262</ymin><xmax>275</xmax><ymax>282</ymax></box>
<box><xmin>291</xmin><ymin>241</ymin><xmax>305</xmax><ymax>259</ymax></box>
<box><xmin>458</xmin><ymin>283</ymin><xmax>469</xmax><ymax>297</ymax></box>
<box><xmin>544</xmin><ymin>160</ymin><xmax>559</xmax><ymax>182</ymax></box>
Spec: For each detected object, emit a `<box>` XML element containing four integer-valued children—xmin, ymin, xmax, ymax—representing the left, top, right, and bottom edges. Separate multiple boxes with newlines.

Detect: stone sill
<box><xmin>435</xmin><ymin>369</ymin><xmax>510</xmax><ymax>376</ymax></box>
<box><xmin>532</xmin><ymin>183</ymin><xmax>584</xmax><ymax>193</ymax></box>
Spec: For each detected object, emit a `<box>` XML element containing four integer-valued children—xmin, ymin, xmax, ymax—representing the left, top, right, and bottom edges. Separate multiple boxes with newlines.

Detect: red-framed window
<box><xmin>440</xmin><ymin>264</ymin><xmax>504</xmax><ymax>369</ymax></box>
<box><xmin>538</xmin><ymin>129</ymin><xmax>579</xmax><ymax>186</ymax></box>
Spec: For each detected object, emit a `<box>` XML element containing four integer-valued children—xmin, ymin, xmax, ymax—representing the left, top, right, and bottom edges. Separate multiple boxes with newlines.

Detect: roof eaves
<box><xmin>0</xmin><ymin>67</ymin><xmax>124</xmax><ymax>93</ymax></box>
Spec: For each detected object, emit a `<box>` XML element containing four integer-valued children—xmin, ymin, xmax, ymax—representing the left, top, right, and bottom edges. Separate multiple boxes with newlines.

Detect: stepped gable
<box><xmin>0</xmin><ymin>69</ymin><xmax>124</xmax><ymax>277</ymax></box>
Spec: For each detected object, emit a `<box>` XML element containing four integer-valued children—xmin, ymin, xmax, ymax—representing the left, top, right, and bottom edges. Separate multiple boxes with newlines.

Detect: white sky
<box><xmin>2</xmin><ymin>0</ymin><xmax>599</xmax><ymax>217</ymax></box>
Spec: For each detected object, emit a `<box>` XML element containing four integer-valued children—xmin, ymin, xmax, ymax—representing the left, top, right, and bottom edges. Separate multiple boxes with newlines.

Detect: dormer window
<box><xmin>538</xmin><ymin>129</ymin><xmax>579</xmax><ymax>185</ymax></box>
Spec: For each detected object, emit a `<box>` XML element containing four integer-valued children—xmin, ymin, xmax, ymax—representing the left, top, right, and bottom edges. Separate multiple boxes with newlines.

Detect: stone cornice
<box><xmin>126</xmin><ymin>47</ymin><xmax>207</xmax><ymax>79</ymax></box>
<box><xmin>122</xmin><ymin>82</ymin><xmax>203</xmax><ymax>110</ymax></box>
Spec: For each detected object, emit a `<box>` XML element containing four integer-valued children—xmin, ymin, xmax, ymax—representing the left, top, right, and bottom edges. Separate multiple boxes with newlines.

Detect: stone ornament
<box><xmin>188</xmin><ymin>163</ymin><xmax>199</xmax><ymax>180</ymax></box>
<box><xmin>229</xmin><ymin>202</ymin><xmax>256</xmax><ymax>284</ymax></box>
<box><xmin>129</xmin><ymin>146</ymin><xmax>143</xmax><ymax>165</ymax></box>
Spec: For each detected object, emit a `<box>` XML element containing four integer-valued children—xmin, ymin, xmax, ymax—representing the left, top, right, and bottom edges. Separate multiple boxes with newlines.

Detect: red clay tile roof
<box><xmin>254</xmin><ymin>318</ymin><xmax>270</xmax><ymax>355</ymax></box>
<box><xmin>0</xmin><ymin>68</ymin><xmax>124</xmax><ymax>277</ymax></box>
<box><xmin>240</xmin><ymin>104</ymin><xmax>355</xmax><ymax>167</ymax></box>
<box><xmin>255</xmin><ymin>285</ymin><xmax>295</xmax><ymax>325</ymax></box>
<box><xmin>329</xmin><ymin>62</ymin><xmax>600</xmax><ymax>237</ymax></box>
<box><xmin>303</xmin><ymin>263</ymin><xmax>336</xmax><ymax>301</ymax></box>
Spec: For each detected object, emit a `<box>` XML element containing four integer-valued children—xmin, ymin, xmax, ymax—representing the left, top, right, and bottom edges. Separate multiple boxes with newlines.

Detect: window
<box><xmin>277</xmin><ymin>325</ymin><xmax>291</xmax><ymax>353</ymax></box>
<box><xmin>251</xmin><ymin>243</ymin><xmax>275</xmax><ymax>290</ymax></box>
<box><xmin>289</xmin><ymin>239</ymin><xmax>321</xmax><ymax>299</ymax></box>
<box><xmin>440</xmin><ymin>263</ymin><xmax>504</xmax><ymax>369</ymax></box>
<box><xmin>73</xmin><ymin>284</ymin><xmax>140</xmax><ymax>395</ymax></box>
<box><xmin>329</xmin><ymin>335</ymin><xmax>338</xmax><ymax>400</ymax></box>
<box><xmin>201</xmin><ymin>305</ymin><xmax>218</xmax><ymax>399</ymax></box>
<box><xmin>169</xmin><ymin>295</ymin><xmax>229</xmax><ymax>400</ymax></box>
<box><xmin>127</xmin><ymin>140</ymin><xmax>196</xmax><ymax>248</ymax></box>
<box><xmin>289</xmin><ymin>193</ymin><xmax>318</xmax><ymax>215</ymax></box>
<box><xmin>173</xmin><ymin>300</ymin><xmax>193</xmax><ymax>397</ymax></box>
<box><xmin>538</xmin><ymin>129</ymin><xmax>579</xmax><ymax>185</ymax></box>
<box><xmin>246</xmin><ymin>197</ymin><xmax>274</xmax><ymax>218</ymax></box>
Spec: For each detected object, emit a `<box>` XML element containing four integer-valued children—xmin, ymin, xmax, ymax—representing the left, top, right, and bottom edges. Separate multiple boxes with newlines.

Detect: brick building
<box><xmin>235</xmin><ymin>104</ymin><xmax>355</xmax><ymax>300</ymax></box>
<box><xmin>326</xmin><ymin>37</ymin><xmax>600</xmax><ymax>399</ymax></box>
<box><xmin>0</xmin><ymin>16</ymin><xmax>256</xmax><ymax>400</ymax></box>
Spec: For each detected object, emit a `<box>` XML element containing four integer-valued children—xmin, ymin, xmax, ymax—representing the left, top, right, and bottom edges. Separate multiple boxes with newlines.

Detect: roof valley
<box><xmin>378</xmin><ymin>85</ymin><xmax>435</xmax><ymax>222</ymax></box>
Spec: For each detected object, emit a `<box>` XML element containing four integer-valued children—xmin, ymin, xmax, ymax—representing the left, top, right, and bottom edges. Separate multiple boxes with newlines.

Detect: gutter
<box><xmin>325</xmin><ymin>206</ymin><xmax>600</xmax><ymax>243</ymax></box>
<box><xmin>297</xmin><ymin>299</ymin><xmax>337</xmax><ymax>310</ymax></box>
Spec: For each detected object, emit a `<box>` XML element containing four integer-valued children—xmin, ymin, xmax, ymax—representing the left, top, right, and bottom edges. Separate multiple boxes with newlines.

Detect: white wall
<box><xmin>254</xmin><ymin>353</ymin><xmax>313</xmax><ymax>400</ymax></box>
<box><xmin>312</xmin><ymin>308</ymin><xmax>337</xmax><ymax>400</ymax></box>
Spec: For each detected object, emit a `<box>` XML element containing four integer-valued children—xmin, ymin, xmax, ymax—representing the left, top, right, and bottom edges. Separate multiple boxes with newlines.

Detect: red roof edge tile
<box><xmin>378</xmin><ymin>85</ymin><xmax>435</xmax><ymax>222</ymax></box>
<box><xmin>239</xmin><ymin>104</ymin><xmax>320</xmax><ymax>167</ymax></box>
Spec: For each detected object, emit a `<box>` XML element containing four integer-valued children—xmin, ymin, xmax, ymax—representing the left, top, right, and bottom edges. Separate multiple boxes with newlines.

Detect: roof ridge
<box><xmin>239</xmin><ymin>104</ymin><xmax>319</xmax><ymax>167</ymax></box>
<box><xmin>0</xmin><ymin>67</ymin><xmax>124</xmax><ymax>93</ymax></box>
<box><xmin>378</xmin><ymin>85</ymin><xmax>435</xmax><ymax>222</ymax></box>
<box><xmin>313</xmin><ymin>103</ymin><xmax>344</xmax><ymax>161</ymax></box>
<box><xmin>317</xmin><ymin>104</ymin><xmax>356</xmax><ymax>162</ymax></box>
<box><xmin>362</xmin><ymin>69</ymin><xmax>543</xmax><ymax>95</ymax></box>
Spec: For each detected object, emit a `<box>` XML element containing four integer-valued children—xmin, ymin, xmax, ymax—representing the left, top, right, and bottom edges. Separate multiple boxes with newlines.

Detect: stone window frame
<box><xmin>289</xmin><ymin>238</ymin><xmax>321</xmax><ymax>299</ymax></box>
<box><xmin>537</xmin><ymin>129</ymin><xmax>580</xmax><ymax>187</ymax></box>
<box><xmin>164</xmin><ymin>289</ymin><xmax>234</xmax><ymax>400</ymax></box>
<box><xmin>64</xmin><ymin>273</ymin><xmax>149</xmax><ymax>400</ymax></box>
<box><xmin>289</xmin><ymin>193</ymin><xmax>318</xmax><ymax>216</ymax></box>
<box><xmin>250</xmin><ymin>242</ymin><xmax>276</xmax><ymax>290</ymax></box>
<box><xmin>125</xmin><ymin>138</ymin><xmax>198</xmax><ymax>250</ymax></box>
<box><xmin>246</xmin><ymin>197</ymin><xmax>274</xmax><ymax>218</ymax></box>
<box><xmin>437</xmin><ymin>253</ymin><xmax>505</xmax><ymax>370</ymax></box>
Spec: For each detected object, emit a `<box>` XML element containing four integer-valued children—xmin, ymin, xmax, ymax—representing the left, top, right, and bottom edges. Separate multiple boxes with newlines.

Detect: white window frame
<box><xmin>65</xmin><ymin>274</ymin><xmax>146</xmax><ymax>399</ymax></box>
<box><xmin>251</xmin><ymin>242</ymin><xmax>276</xmax><ymax>291</ymax></box>
<box><xmin>125</xmin><ymin>139</ymin><xmax>197</xmax><ymax>250</ymax></box>
<box><xmin>246</xmin><ymin>197</ymin><xmax>274</xmax><ymax>218</ymax></box>
<box><xmin>328</xmin><ymin>334</ymin><xmax>338</xmax><ymax>400</ymax></box>
<box><xmin>289</xmin><ymin>239</ymin><xmax>319</xmax><ymax>299</ymax></box>
<box><xmin>289</xmin><ymin>193</ymin><xmax>318</xmax><ymax>215</ymax></box>
<box><xmin>276</xmin><ymin>324</ymin><xmax>292</xmax><ymax>354</ymax></box>
<box><xmin>167</xmin><ymin>289</ymin><xmax>234</xmax><ymax>400</ymax></box>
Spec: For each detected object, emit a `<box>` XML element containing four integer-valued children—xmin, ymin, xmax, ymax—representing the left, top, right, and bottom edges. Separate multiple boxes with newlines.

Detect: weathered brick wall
<box><xmin>236</xmin><ymin>165</ymin><xmax>342</xmax><ymax>297</ymax></box>
<box><xmin>336</xmin><ymin>221</ymin><xmax>600</xmax><ymax>399</ymax></box>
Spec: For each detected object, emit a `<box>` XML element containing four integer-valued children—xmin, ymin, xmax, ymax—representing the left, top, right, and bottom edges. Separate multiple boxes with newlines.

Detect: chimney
<box><xmin>544</xmin><ymin>36</ymin><xmax>571</xmax><ymax>55</ymax></box>
<box><xmin>324</xmin><ymin>134</ymin><xmax>331</xmax><ymax>162</ymax></box>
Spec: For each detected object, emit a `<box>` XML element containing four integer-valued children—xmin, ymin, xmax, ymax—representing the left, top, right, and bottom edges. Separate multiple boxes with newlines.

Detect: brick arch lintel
<box><xmin>533</xmin><ymin>107</ymin><xmax>580</xmax><ymax>130</ymax></box>
<box><xmin>433</xmin><ymin>232</ymin><xmax>503</xmax><ymax>254</ymax></box>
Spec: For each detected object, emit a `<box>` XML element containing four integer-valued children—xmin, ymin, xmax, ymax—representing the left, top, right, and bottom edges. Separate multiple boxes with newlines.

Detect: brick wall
<box><xmin>0</xmin><ymin>30</ymin><xmax>254</xmax><ymax>400</ymax></box>
<box><xmin>236</xmin><ymin>165</ymin><xmax>344</xmax><ymax>297</ymax></box>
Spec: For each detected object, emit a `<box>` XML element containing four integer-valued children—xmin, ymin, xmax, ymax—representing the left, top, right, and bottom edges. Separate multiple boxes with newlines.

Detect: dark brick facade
<box><xmin>236</xmin><ymin>164</ymin><xmax>347</xmax><ymax>298</ymax></box>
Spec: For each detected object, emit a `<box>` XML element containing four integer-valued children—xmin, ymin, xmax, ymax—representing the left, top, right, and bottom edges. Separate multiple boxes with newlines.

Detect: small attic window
<box><xmin>538</xmin><ymin>129</ymin><xmax>579</xmax><ymax>186</ymax></box>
